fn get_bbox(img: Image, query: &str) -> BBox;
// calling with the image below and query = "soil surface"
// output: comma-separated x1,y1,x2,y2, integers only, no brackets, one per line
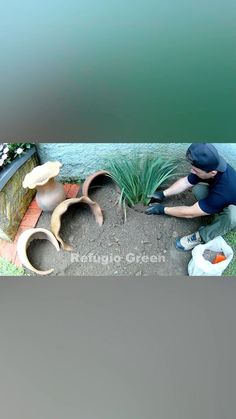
27,178,206,276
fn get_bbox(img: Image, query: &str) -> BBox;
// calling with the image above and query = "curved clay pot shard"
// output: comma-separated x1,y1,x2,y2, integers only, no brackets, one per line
82,170,111,197
23,161,66,212
17,228,60,276
51,196,103,251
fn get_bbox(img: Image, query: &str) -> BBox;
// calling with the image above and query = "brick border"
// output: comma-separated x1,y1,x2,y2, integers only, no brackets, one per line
0,184,80,267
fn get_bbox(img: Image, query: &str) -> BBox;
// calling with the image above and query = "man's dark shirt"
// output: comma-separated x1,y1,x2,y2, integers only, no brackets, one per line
187,164,236,214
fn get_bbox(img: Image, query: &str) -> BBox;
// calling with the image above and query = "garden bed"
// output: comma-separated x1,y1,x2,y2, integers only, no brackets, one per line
0,146,38,242
26,177,204,276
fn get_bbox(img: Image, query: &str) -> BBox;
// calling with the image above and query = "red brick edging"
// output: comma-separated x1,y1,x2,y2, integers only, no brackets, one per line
0,184,80,268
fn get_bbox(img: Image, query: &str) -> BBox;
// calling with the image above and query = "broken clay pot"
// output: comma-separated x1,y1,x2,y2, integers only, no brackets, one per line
82,170,111,197
51,196,103,251
17,228,60,275
23,161,66,212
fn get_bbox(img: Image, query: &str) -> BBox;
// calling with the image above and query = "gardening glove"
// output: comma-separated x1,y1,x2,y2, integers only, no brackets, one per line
148,191,165,202
145,203,165,215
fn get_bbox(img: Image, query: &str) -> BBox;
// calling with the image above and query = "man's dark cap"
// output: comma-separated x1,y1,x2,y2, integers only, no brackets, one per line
186,143,227,172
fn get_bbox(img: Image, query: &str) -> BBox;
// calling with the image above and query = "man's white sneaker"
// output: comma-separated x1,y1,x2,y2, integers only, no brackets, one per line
175,231,203,251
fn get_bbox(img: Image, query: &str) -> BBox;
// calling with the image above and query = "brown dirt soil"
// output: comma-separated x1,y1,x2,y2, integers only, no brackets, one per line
26,178,205,276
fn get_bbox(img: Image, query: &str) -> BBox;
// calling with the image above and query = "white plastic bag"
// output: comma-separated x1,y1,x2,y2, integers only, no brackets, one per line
188,236,233,276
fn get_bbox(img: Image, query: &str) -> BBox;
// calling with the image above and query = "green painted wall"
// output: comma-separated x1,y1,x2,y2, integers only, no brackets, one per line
1,1,236,140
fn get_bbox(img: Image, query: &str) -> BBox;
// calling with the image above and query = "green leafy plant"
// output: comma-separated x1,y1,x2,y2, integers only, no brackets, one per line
0,257,25,276
106,154,180,206
139,155,181,205
223,232,236,276
0,143,34,171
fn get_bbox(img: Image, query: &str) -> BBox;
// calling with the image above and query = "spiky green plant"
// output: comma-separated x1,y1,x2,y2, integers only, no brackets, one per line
106,154,180,206
139,155,181,205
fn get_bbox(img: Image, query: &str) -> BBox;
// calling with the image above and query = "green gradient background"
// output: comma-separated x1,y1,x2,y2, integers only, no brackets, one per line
0,1,235,140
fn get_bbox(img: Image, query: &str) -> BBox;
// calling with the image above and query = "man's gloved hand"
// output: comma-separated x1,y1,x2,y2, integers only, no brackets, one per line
145,203,165,215
148,191,165,202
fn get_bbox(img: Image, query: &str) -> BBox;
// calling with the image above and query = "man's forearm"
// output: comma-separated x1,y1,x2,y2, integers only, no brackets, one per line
164,176,192,197
164,206,196,218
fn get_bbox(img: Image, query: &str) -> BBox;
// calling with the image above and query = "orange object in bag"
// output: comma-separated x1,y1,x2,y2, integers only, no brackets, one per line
212,254,227,264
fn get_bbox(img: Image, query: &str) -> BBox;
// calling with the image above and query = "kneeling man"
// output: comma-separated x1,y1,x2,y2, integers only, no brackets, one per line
146,143,236,251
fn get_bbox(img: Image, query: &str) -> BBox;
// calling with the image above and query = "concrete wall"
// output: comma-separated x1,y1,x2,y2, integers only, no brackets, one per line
36,143,191,181
36,143,236,182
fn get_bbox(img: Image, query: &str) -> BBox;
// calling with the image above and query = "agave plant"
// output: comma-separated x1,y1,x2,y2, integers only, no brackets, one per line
139,155,180,205
106,154,181,207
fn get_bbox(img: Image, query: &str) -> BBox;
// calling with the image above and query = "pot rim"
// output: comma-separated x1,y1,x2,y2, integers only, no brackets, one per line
82,170,111,197
51,196,103,251
16,227,60,275
23,161,62,189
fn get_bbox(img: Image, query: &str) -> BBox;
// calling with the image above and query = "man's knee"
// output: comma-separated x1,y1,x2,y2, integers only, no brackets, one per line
192,183,209,201
225,205,236,229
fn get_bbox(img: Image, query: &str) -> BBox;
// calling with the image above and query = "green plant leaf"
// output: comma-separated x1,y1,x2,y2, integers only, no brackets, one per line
106,153,179,209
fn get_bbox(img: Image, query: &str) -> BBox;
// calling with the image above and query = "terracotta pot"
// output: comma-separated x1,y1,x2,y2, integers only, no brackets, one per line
51,196,103,251
82,170,111,197
17,228,60,275
23,161,66,212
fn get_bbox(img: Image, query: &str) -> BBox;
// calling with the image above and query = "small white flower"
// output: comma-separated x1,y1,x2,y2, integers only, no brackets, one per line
3,146,9,153
2,154,8,160
0,144,3,152
16,147,23,154
0,159,4,166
